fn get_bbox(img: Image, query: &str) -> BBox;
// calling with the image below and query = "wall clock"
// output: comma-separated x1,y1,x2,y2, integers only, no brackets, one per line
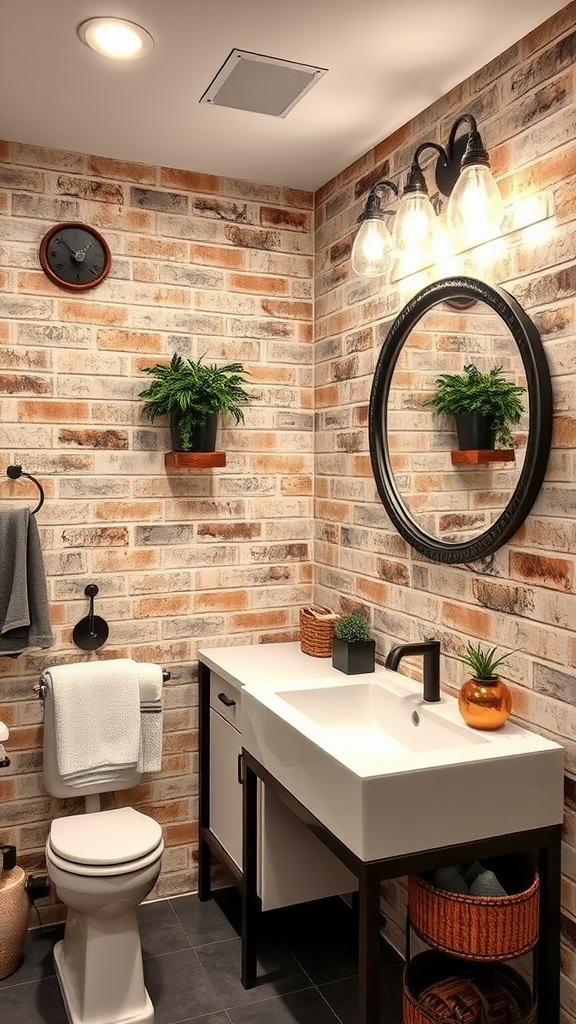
39,222,111,291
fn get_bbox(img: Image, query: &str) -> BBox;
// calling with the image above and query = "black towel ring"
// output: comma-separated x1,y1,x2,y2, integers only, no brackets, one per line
6,465,45,514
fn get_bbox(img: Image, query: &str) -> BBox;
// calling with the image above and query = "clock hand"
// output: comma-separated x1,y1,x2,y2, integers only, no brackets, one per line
58,237,79,257
73,240,96,261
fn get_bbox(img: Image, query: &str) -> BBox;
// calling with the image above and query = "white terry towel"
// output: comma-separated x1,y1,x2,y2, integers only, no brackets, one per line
43,659,141,787
136,662,163,773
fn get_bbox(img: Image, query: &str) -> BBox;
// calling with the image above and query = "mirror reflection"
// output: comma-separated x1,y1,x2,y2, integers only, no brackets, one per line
387,300,529,546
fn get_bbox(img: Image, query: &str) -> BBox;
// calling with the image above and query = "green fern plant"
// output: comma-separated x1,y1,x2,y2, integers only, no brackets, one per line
424,364,525,448
459,642,513,680
139,353,251,451
334,612,371,643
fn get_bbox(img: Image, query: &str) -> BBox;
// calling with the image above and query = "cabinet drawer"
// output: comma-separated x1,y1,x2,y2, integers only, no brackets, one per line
209,708,243,868
209,671,241,730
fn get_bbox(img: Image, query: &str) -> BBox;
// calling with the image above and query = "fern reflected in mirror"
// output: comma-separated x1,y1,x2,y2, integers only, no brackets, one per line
424,363,525,449
385,300,528,546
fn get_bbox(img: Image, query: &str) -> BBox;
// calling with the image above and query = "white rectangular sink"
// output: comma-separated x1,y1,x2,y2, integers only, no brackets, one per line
241,668,564,862
278,681,489,756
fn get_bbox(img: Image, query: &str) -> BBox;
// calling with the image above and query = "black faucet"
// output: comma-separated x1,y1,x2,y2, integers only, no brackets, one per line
384,640,441,703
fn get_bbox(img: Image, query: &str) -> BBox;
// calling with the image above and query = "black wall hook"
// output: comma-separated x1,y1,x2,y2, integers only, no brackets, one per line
73,584,109,651
6,465,45,514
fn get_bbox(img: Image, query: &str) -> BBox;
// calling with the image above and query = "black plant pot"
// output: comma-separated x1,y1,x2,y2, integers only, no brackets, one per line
455,412,495,451
332,637,375,675
170,412,218,452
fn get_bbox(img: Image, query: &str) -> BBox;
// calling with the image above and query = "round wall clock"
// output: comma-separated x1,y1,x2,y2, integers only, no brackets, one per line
39,222,111,291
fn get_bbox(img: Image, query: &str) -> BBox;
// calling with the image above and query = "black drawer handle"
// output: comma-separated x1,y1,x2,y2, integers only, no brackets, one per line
218,692,236,708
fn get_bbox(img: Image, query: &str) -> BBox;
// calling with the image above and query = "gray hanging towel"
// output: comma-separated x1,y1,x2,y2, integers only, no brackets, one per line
0,508,54,655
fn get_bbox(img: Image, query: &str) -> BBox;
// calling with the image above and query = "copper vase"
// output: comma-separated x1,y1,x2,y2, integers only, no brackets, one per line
458,675,512,730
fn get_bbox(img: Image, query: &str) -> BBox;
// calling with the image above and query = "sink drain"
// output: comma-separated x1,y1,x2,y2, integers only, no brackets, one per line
411,711,420,726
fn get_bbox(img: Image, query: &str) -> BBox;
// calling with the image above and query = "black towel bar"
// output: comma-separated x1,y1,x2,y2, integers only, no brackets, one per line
6,465,45,514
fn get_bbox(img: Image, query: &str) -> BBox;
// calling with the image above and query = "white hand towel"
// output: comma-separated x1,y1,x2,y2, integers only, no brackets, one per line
43,659,141,786
137,662,163,773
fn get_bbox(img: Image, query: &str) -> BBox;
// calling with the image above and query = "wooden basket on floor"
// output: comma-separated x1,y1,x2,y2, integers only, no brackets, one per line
408,856,539,961
403,951,535,1024
299,606,337,657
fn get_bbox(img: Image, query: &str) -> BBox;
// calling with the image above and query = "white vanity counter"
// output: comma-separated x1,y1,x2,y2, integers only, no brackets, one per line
198,640,357,688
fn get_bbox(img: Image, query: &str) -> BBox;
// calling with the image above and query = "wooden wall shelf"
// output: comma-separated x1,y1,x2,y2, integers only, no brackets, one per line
451,449,515,466
165,451,226,470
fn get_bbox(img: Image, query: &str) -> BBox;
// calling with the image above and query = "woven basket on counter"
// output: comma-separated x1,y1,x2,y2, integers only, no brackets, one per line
299,606,338,658
408,855,539,961
403,950,535,1024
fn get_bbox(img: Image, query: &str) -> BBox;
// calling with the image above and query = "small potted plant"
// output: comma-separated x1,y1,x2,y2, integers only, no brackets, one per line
332,611,375,675
139,353,251,452
424,363,525,450
457,641,513,730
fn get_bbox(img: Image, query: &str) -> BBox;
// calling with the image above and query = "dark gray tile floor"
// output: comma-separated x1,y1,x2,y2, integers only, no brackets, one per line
0,888,403,1024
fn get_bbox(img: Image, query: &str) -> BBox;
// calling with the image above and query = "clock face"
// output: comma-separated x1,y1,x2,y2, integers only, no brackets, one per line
39,222,111,291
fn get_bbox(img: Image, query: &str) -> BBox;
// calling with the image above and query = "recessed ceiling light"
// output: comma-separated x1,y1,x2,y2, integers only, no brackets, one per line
78,18,154,60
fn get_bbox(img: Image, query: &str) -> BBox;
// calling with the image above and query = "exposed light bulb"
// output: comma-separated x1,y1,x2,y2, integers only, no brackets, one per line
351,219,392,277
446,164,503,249
78,19,154,60
391,193,438,263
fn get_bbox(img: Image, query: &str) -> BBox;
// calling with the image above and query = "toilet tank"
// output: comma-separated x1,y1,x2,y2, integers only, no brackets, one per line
42,685,142,799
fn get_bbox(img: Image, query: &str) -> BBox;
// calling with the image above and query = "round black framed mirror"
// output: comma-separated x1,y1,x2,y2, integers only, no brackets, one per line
369,276,553,564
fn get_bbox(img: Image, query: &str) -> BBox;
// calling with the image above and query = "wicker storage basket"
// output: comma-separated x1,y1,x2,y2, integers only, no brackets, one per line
403,950,535,1024
0,865,28,980
408,856,539,961
299,606,337,658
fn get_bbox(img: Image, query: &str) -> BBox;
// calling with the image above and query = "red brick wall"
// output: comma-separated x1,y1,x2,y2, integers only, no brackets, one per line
314,4,576,1017
0,147,314,907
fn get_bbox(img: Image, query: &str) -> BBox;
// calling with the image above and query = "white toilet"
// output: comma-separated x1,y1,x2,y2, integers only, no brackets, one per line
41,671,164,1024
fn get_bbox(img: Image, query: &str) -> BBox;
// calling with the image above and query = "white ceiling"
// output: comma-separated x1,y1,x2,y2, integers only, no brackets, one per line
0,0,569,192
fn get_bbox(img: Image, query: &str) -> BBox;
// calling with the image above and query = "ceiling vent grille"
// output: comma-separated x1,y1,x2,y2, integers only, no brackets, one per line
200,49,327,118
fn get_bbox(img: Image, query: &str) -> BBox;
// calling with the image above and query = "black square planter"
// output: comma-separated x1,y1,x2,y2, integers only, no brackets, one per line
332,637,375,674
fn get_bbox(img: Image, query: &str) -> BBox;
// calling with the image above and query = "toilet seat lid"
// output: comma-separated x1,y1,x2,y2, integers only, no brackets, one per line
50,807,163,866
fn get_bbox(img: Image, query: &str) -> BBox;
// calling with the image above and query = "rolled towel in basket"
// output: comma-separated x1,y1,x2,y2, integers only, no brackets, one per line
301,606,338,621
469,869,507,897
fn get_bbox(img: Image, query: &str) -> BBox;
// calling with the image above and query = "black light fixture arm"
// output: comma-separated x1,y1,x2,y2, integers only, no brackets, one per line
358,178,398,222
447,112,490,168
404,141,447,194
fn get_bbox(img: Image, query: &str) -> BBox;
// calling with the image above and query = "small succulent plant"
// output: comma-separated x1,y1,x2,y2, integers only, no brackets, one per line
459,642,513,680
334,612,371,643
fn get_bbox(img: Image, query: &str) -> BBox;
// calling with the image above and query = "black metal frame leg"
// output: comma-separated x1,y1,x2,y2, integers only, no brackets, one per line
241,761,258,989
358,865,383,1024
198,837,212,901
198,660,212,901
536,831,561,1023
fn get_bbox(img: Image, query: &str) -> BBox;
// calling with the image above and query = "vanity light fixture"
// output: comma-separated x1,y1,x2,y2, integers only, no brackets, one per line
353,113,503,276
348,179,397,276
350,178,398,277
78,18,154,60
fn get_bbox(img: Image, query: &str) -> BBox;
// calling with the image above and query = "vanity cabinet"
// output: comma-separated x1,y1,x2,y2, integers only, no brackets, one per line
208,676,243,868
198,644,357,911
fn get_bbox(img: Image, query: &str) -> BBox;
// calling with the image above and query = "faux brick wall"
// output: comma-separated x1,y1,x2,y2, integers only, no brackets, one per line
0,149,314,907
314,3,576,1018
1,3,576,1018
